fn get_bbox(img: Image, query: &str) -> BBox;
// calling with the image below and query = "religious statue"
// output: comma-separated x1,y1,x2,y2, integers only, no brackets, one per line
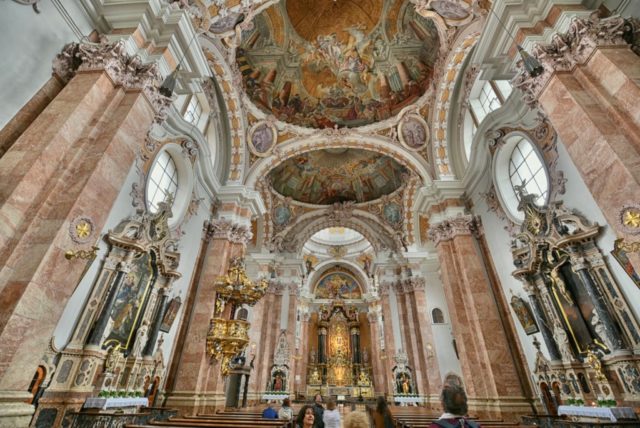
273,373,284,391
132,321,149,358
553,321,573,363
309,367,321,384
548,253,574,304
357,370,371,386
214,296,226,316
400,373,411,394
310,347,316,364
362,348,369,365
104,345,120,372
586,346,607,382
591,308,614,350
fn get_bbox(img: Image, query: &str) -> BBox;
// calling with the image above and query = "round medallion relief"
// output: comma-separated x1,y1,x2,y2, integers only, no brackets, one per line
431,1,471,20
398,114,430,151
273,204,292,227
383,202,403,225
248,121,277,157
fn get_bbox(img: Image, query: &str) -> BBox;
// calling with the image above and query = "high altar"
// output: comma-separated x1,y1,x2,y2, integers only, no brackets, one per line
305,299,374,398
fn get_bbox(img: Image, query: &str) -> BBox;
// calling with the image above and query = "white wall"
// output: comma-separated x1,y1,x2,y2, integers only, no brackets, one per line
0,2,94,128
468,131,640,374
421,267,463,382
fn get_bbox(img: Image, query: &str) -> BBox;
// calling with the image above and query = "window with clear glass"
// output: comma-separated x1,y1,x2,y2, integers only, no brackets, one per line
508,138,549,206
184,96,202,126
147,151,179,213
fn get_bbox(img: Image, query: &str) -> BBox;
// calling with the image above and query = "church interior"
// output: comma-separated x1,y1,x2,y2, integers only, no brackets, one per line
1,0,640,427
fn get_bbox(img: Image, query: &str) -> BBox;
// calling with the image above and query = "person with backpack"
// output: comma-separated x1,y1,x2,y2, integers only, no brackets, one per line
430,385,480,428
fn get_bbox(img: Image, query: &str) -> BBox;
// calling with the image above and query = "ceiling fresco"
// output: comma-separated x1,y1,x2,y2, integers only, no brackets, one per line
268,148,408,205
237,0,440,128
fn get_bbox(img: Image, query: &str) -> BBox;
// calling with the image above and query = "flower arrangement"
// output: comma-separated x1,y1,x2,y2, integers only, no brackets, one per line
565,398,584,406
597,399,617,407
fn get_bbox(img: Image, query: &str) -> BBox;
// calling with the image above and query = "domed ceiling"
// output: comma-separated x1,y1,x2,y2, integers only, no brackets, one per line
268,148,408,205
237,0,440,128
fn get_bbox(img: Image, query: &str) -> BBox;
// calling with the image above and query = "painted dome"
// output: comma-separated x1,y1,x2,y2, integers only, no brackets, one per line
268,148,408,205
236,0,440,128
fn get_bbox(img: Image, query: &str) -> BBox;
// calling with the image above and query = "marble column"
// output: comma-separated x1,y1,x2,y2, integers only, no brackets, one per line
379,283,397,394
163,218,252,415
350,326,361,365
0,40,168,425
567,249,625,351
515,15,640,245
524,279,561,361
396,280,425,395
407,278,442,402
143,286,170,357
366,306,386,395
428,214,532,420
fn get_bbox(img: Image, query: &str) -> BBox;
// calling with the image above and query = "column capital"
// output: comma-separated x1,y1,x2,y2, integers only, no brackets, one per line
52,40,172,122
427,214,482,246
205,218,253,244
513,14,640,108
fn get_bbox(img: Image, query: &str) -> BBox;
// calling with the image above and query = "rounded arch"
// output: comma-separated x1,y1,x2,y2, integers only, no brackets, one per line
244,135,431,189
199,36,249,183
275,209,399,254
307,261,369,296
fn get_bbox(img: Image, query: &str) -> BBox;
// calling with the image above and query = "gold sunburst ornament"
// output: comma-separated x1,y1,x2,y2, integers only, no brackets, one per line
75,221,91,238
623,209,640,229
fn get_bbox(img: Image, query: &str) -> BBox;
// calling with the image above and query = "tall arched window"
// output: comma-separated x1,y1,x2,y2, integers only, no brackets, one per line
146,151,179,213
432,308,445,324
494,135,550,222
508,137,549,207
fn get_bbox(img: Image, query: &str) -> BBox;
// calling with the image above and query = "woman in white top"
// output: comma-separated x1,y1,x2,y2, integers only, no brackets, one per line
322,399,341,428
278,398,293,421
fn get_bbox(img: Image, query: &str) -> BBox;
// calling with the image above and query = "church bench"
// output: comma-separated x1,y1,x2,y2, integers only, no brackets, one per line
166,417,288,426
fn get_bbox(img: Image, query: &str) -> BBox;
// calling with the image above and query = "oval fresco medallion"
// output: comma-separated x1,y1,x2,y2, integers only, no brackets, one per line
398,114,429,151
248,121,277,157
273,204,293,227
383,202,403,225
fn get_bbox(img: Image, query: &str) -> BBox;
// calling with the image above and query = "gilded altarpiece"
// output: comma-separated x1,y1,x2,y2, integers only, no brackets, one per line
306,301,374,398
511,192,640,407
34,203,181,425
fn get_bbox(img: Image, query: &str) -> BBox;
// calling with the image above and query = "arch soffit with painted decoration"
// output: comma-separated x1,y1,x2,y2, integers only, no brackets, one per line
309,264,367,297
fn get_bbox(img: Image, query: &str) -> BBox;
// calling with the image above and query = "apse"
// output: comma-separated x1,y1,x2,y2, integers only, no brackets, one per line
236,0,440,128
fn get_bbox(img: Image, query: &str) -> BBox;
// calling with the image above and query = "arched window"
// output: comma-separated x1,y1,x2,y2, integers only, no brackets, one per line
236,308,249,321
494,135,550,222
146,151,179,213
432,308,445,324
508,137,549,207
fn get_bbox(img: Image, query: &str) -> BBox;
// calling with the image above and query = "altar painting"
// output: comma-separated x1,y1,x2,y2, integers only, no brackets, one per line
103,252,157,351
315,272,361,299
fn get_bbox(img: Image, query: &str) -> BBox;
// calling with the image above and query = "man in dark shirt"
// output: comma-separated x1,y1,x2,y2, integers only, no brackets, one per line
312,393,325,428
430,385,480,428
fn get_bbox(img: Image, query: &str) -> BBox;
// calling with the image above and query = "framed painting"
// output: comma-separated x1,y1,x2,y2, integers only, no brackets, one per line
510,295,539,335
159,296,182,333
611,239,640,288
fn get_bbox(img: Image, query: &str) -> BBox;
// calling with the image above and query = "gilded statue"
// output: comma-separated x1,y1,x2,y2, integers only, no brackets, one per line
586,347,607,382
